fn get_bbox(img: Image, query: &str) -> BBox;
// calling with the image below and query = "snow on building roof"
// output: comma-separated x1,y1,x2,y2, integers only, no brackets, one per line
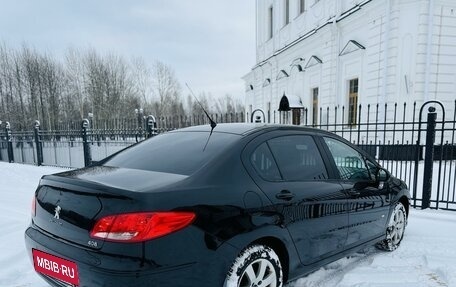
278,94,304,111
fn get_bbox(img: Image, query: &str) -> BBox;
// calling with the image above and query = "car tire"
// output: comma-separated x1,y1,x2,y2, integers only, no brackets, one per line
376,202,407,251
224,244,283,287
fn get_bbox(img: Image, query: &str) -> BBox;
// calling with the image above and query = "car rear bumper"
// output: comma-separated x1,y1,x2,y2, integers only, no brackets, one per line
25,225,234,287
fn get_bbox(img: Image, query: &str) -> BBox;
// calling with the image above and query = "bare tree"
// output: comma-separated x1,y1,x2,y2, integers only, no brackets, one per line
65,48,87,119
190,92,210,115
41,55,63,129
0,43,245,129
150,61,181,117
216,94,244,114
130,57,152,106
13,50,27,128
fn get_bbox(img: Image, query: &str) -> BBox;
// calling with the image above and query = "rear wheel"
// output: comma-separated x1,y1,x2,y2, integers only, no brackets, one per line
376,202,407,251
224,244,283,287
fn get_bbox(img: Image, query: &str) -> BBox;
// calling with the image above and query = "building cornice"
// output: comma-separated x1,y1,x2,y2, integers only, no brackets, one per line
251,0,373,71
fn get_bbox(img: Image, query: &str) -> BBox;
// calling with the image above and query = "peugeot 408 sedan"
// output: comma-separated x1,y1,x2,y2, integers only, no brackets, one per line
25,124,410,287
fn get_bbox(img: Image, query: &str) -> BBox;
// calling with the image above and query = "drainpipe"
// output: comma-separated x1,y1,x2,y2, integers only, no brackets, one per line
424,0,434,102
254,0,258,117
381,0,392,108
255,0,258,59
333,1,342,117
270,60,275,122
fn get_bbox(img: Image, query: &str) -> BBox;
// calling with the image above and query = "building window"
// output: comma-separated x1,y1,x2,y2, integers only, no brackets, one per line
312,87,319,126
348,78,359,125
284,0,290,26
292,109,301,125
267,102,271,123
299,0,305,14
268,6,274,39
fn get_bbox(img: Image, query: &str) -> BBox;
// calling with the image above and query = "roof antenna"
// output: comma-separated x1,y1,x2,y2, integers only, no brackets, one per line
185,83,217,151
186,83,217,130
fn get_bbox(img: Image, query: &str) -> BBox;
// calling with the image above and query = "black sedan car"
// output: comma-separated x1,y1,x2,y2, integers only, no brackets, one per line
25,123,410,287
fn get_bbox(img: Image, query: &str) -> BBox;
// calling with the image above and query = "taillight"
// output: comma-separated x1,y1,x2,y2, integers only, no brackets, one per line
31,196,36,217
90,212,196,243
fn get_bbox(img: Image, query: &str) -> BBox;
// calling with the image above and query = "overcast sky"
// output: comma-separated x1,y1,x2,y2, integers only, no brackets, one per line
0,0,255,99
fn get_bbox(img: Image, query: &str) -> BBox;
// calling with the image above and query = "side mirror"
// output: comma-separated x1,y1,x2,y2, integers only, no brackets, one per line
376,168,390,188
377,168,390,181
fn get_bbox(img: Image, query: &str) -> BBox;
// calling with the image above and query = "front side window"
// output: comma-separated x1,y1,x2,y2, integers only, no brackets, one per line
323,137,371,181
365,159,379,181
268,135,328,181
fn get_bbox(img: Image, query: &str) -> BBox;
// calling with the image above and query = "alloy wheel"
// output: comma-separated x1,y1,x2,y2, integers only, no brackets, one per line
389,205,406,245
239,258,277,287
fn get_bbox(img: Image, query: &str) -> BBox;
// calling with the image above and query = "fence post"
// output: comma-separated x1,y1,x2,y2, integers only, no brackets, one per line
0,120,2,162
146,115,157,138
34,120,43,166
422,106,437,209
81,119,92,167
5,122,14,163
251,109,266,123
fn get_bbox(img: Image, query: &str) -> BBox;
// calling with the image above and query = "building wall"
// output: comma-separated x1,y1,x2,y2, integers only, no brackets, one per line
244,0,456,124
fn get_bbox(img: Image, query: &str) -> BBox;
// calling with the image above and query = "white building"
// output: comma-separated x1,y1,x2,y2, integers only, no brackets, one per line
243,0,456,125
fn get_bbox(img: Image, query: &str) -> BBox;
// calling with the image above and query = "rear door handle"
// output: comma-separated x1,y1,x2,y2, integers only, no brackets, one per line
346,189,360,197
275,190,295,201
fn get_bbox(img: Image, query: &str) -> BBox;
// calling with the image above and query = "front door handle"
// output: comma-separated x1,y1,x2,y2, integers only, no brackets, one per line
276,190,295,201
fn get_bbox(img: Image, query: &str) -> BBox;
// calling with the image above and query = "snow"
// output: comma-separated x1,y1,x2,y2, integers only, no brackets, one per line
0,162,455,287
287,209,456,287
0,163,64,287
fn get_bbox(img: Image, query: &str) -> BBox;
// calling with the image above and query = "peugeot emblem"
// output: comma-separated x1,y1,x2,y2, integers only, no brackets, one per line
54,205,61,219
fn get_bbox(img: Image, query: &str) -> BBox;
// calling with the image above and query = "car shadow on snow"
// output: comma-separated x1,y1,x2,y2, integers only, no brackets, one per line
286,247,379,287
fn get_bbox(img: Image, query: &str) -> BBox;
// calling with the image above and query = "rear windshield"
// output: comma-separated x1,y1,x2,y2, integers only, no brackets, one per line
102,131,240,175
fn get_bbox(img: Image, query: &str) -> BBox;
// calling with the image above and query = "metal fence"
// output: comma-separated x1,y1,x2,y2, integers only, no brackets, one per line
1,102,455,211
255,100,454,211
0,112,245,168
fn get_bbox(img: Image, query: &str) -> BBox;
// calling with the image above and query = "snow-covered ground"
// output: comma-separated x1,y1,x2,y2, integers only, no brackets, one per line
0,163,64,287
0,162,455,287
288,210,456,287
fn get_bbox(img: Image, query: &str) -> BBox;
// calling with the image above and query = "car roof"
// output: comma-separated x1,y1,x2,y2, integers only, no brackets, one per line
172,123,335,136
171,123,379,166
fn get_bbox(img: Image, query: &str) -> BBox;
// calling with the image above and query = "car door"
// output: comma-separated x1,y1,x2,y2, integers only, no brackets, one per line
321,136,390,247
244,131,349,266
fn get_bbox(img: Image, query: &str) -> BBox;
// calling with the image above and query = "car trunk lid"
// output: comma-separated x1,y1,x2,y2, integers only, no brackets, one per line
33,166,188,250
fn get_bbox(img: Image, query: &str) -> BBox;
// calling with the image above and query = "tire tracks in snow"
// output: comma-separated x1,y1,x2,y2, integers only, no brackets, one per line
286,248,379,287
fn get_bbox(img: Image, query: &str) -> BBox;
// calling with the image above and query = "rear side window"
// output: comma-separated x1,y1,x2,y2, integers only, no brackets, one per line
103,131,239,175
268,135,328,181
250,143,282,181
